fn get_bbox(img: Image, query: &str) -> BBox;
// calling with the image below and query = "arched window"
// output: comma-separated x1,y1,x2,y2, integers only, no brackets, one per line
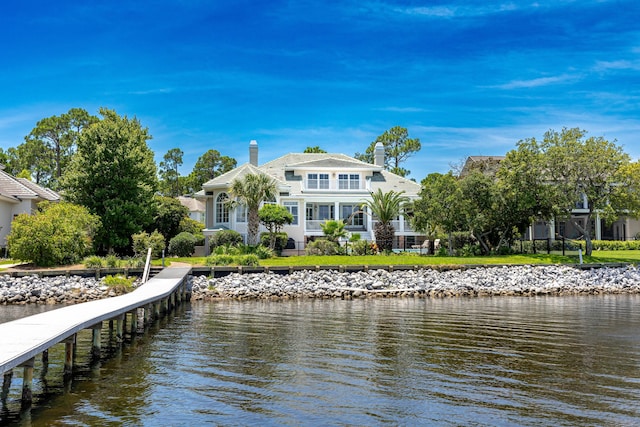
216,193,229,224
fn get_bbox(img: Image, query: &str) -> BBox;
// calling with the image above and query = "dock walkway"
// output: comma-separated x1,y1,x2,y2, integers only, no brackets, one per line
0,267,191,403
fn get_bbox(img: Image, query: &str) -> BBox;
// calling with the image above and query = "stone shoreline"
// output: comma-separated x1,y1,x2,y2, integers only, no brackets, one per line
2,265,640,305
194,265,640,300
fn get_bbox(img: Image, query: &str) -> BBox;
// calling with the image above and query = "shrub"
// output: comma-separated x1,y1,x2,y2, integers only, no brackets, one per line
205,254,235,266
105,254,120,268
7,202,101,267
306,240,340,256
260,232,288,252
103,274,135,294
123,257,145,268
252,245,274,259
210,230,243,248
132,230,165,258
169,232,197,257
349,239,370,255
179,217,205,246
84,255,105,269
204,254,259,266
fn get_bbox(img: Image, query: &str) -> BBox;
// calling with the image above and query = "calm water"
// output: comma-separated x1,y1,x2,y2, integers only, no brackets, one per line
2,295,640,426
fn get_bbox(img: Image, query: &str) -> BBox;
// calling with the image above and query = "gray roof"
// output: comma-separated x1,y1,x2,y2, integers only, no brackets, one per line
177,196,205,212
0,169,60,202
200,152,421,198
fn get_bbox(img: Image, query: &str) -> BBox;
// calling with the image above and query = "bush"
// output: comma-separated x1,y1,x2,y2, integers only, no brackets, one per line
349,239,370,255
132,230,165,258
179,217,205,245
260,232,288,252
103,274,135,294
169,232,197,257
306,240,340,256
105,254,120,268
7,202,101,267
210,230,243,248
84,256,105,269
123,257,145,268
204,254,260,266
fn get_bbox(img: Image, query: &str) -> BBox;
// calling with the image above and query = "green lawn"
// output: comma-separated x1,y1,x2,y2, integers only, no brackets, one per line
163,250,640,268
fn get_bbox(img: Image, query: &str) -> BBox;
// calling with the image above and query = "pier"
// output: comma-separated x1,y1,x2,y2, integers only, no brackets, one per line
0,267,191,405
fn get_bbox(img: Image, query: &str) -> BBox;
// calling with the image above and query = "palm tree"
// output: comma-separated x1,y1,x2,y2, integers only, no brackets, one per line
360,189,410,251
229,173,277,245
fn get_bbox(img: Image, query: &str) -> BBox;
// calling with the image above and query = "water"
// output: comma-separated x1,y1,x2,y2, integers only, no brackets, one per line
2,296,640,426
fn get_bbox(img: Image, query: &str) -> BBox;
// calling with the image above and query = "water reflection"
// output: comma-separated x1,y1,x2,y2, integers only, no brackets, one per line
1,296,640,426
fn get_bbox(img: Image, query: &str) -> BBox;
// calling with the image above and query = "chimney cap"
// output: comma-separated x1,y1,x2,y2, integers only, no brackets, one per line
250,139,258,145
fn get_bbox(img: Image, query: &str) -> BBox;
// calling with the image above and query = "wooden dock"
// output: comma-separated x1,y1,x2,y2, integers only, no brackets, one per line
0,267,191,404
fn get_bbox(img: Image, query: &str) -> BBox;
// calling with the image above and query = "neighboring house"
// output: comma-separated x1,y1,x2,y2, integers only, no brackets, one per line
460,156,640,241
0,167,61,251
177,196,205,223
195,140,425,252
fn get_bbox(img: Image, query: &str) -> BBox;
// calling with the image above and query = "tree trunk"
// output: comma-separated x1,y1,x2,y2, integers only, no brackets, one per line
247,209,259,246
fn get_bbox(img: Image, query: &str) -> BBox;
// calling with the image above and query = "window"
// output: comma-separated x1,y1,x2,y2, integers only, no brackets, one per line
341,204,363,226
307,173,329,189
339,174,360,190
284,201,299,225
235,203,247,223
308,173,318,189
216,193,229,223
318,204,334,220
319,173,329,189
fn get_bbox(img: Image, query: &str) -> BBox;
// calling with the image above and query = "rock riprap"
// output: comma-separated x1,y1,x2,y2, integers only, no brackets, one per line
3,265,640,305
0,275,127,305
190,265,640,300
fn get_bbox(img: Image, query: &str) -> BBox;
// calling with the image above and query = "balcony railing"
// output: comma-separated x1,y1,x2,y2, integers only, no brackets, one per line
306,219,367,231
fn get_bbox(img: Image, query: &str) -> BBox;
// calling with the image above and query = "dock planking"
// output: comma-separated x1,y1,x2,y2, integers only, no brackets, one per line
0,267,191,390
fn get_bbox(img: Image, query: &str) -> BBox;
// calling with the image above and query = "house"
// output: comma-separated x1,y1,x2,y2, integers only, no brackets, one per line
177,196,205,223
195,140,425,252
0,167,60,251
460,156,640,241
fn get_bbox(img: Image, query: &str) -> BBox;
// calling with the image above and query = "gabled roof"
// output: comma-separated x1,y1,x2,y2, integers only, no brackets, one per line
201,163,266,189
198,151,421,198
177,196,205,212
0,169,60,203
460,156,505,177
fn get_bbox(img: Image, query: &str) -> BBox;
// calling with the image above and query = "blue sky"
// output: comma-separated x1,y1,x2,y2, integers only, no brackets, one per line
1,0,639,180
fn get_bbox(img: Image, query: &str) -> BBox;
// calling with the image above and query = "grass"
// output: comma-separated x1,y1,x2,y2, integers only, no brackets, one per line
162,250,640,268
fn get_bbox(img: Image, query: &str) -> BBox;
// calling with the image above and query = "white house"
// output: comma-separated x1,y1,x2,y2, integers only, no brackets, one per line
177,196,205,223
0,168,60,252
195,141,425,252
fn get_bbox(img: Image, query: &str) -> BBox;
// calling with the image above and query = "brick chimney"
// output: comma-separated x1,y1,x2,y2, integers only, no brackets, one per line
249,140,258,166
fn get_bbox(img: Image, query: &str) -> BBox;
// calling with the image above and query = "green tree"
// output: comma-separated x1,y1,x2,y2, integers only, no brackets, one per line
258,204,293,250
24,108,98,188
355,126,421,177
7,202,101,266
303,146,327,153
159,148,184,197
229,174,277,245
515,128,638,255
132,230,165,258
458,171,500,254
360,189,410,251
15,137,54,185
186,149,237,193
413,172,465,255
62,108,158,254
149,195,189,245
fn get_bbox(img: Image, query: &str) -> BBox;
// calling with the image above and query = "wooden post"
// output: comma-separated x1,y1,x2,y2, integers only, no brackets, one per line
91,323,102,358
154,302,160,318
130,310,138,335
64,335,76,376
1,370,12,404
116,315,124,341
42,349,49,365
20,358,35,405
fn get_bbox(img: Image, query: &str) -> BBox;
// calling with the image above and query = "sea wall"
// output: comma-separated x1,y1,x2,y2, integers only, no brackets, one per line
2,265,640,305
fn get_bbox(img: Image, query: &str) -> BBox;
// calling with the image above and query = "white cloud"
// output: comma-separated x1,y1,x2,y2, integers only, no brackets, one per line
493,74,579,89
